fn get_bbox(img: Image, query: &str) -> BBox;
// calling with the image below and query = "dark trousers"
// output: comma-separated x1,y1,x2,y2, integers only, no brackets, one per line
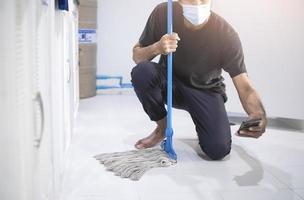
131,61,231,160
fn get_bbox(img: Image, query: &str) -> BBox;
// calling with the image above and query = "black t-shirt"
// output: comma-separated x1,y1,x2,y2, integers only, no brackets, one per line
139,2,247,102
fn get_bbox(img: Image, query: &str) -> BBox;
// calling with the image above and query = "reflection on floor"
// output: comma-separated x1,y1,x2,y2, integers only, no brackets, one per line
61,94,304,200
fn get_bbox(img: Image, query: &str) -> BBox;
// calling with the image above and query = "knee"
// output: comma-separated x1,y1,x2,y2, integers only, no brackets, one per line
201,142,231,160
131,61,158,90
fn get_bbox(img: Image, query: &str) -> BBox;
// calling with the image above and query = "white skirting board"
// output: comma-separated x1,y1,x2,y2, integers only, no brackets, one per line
228,112,304,132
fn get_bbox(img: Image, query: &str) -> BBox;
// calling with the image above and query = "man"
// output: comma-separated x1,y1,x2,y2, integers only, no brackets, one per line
131,0,267,160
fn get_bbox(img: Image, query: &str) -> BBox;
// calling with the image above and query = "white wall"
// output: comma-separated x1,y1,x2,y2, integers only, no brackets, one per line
212,0,304,119
97,0,304,120
97,0,164,81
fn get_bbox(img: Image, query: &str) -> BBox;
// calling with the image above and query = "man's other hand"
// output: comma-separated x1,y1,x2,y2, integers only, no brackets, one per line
237,115,267,138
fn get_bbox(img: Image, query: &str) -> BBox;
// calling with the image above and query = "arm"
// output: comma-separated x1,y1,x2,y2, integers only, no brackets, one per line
132,33,180,64
132,42,161,64
232,73,267,138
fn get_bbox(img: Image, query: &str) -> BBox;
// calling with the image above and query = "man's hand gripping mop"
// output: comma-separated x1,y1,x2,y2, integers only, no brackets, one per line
94,0,177,181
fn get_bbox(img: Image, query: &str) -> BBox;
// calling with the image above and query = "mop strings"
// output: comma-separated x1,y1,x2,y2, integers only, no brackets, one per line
94,148,176,180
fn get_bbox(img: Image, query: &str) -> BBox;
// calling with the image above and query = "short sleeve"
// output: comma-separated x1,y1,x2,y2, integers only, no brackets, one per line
139,6,160,47
221,32,247,78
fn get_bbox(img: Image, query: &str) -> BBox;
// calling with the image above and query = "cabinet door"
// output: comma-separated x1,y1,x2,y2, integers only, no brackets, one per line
30,0,54,199
69,11,80,122
62,14,73,153
51,6,79,198
0,1,34,199
72,12,80,119
50,10,66,200
0,0,55,199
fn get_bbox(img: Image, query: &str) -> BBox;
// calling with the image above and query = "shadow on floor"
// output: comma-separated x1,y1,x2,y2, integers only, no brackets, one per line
173,138,292,188
179,138,265,186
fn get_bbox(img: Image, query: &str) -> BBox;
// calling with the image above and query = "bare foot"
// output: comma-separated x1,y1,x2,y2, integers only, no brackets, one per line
135,117,167,149
135,127,166,149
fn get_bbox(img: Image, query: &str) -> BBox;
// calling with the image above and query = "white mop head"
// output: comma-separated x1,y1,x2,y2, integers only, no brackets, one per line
94,148,176,181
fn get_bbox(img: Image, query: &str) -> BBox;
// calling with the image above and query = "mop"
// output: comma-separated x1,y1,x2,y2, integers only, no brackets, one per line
94,0,177,181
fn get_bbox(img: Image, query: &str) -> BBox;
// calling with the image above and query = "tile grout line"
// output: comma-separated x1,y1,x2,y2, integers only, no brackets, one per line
263,165,304,199
290,189,304,200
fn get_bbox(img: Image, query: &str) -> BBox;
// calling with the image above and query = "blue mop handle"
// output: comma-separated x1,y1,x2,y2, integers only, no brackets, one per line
167,0,173,135
163,0,176,161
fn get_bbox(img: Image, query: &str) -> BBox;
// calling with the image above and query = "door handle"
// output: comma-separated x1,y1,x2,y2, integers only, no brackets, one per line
67,59,72,83
32,92,45,148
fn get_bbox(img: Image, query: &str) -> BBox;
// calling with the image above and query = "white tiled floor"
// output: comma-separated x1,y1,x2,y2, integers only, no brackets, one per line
61,94,304,200
295,189,304,199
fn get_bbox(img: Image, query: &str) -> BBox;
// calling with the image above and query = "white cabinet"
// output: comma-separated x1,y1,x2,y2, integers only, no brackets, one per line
51,6,80,198
31,1,54,200
0,0,79,200
0,1,34,199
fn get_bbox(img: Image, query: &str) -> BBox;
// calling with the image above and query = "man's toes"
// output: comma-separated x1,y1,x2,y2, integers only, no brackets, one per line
135,144,143,149
135,140,145,149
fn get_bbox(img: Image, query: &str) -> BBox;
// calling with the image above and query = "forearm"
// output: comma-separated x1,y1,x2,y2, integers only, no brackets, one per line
132,42,161,64
233,74,267,136
239,88,266,118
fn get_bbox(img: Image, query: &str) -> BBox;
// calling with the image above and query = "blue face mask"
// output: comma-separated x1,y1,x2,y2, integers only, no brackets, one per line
181,3,211,26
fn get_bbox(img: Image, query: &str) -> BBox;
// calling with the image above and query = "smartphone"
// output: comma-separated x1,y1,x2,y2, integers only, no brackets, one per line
238,118,262,132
